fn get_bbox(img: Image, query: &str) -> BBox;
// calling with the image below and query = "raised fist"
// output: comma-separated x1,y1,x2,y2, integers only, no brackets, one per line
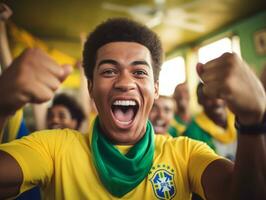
0,3,12,21
0,48,72,116
197,52,266,125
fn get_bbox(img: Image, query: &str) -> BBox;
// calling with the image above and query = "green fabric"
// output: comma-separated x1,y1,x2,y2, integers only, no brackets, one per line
184,118,216,151
91,117,155,197
174,115,187,125
168,115,189,137
168,126,179,137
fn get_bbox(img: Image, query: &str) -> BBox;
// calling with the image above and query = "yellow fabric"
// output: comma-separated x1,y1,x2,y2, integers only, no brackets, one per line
88,112,97,131
115,145,133,155
170,119,186,135
7,22,79,89
61,68,81,89
8,22,76,66
6,109,23,142
0,126,221,200
0,110,23,143
155,132,173,138
8,22,48,57
195,111,237,144
48,49,76,66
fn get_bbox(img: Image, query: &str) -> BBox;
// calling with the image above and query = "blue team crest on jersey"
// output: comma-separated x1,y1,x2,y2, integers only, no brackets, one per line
149,166,176,200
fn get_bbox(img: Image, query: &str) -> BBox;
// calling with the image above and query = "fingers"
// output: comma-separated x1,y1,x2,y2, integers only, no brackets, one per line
27,82,55,104
196,53,234,99
196,52,266,124
201,81,227,99
8,48,73,106
0,46,74,117
60,64,73,82
196,63,204,76
0,3,12,21
34,64,73,92
20,48,73,82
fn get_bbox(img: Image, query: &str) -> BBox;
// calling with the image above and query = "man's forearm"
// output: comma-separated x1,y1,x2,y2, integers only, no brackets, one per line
0,21,12,69
233,134,266,199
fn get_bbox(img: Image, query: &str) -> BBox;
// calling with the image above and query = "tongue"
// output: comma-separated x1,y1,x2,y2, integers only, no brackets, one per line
113,107,134,122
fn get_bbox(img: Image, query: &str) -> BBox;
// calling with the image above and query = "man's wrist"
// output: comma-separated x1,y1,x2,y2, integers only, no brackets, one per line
235,112,266,134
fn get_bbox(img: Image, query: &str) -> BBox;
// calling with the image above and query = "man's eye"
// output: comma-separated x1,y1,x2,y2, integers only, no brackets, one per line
59,115,67,120
134,70,147,76
164,108,171,113
102,69,116,76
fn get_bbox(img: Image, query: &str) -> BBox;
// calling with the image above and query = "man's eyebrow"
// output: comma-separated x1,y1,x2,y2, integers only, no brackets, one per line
131,60,151,68
97,59,117,68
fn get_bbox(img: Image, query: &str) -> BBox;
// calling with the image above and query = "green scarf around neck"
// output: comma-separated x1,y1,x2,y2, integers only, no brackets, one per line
91,117,155,197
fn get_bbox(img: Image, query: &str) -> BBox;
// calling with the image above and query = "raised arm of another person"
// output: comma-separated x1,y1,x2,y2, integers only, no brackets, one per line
0,3,13,69
197,53,266,200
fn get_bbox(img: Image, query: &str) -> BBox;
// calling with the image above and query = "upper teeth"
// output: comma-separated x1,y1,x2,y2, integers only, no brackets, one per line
113,100,136,106
155,120,165,126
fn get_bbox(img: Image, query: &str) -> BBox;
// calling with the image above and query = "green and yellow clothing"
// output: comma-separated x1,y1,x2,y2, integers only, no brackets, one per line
0,120,221,200
184,111,237,160
168,115,188,137
1,109,29,143
154,132,173,138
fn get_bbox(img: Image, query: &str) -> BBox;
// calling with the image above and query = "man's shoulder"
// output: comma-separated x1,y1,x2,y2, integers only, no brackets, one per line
155,135,205,150
26,128,85,142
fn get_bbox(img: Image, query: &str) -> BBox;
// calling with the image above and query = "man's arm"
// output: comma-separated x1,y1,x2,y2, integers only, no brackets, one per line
198,53,266,200
0,3,12,69
0,48,72,198
0,150,23,199
0,3,14,138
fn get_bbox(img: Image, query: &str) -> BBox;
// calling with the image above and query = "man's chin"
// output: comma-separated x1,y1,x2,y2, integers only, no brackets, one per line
154,126,167,134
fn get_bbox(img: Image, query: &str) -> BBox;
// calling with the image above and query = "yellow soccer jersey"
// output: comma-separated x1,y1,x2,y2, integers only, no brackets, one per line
0,129,221,200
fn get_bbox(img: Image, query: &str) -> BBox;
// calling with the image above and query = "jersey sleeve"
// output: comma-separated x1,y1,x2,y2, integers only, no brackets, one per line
0,129,70,194
186,138,223,199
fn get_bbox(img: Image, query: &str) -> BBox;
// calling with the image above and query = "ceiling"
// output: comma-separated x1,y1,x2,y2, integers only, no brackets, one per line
4,0,266,59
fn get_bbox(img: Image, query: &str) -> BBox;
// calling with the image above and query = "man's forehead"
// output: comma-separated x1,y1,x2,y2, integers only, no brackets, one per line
95,41,152,63
97,41,151,53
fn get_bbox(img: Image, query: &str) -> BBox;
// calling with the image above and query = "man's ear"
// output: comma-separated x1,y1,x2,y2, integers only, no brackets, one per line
87,80,93,97
154,80,159,99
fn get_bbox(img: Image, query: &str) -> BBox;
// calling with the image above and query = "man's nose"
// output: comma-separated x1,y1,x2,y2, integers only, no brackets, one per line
50,115,60,123
114,71,136,91
213,98,225,106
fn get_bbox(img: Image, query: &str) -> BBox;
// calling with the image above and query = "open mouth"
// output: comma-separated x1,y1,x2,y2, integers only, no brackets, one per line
153,119,167,133
111,100,139,126
49,124,63,129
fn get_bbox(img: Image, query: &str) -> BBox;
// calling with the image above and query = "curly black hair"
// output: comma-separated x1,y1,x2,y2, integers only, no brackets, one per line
51,94,85,129
82,18,163,82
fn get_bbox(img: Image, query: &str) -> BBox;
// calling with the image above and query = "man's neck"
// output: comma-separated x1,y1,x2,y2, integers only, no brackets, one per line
206,112,227,129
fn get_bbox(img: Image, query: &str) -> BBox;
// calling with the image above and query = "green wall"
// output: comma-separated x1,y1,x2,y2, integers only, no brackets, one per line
169,11,266,113
234,11,266,72
170,10,266,73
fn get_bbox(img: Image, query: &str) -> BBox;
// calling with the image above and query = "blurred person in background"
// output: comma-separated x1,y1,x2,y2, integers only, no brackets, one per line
168,82,192,137
149,95,175,136
184,82,237,160
46,93,86,131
